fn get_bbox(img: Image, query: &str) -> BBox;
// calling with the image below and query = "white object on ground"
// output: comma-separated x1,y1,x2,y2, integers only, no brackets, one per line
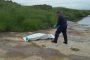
23,33,55,42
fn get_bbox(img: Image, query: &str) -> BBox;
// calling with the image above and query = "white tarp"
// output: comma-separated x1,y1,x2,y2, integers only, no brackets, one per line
23,33,55,42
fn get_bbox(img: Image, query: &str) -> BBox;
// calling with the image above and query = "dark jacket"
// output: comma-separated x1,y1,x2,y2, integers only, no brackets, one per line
56,15,67,29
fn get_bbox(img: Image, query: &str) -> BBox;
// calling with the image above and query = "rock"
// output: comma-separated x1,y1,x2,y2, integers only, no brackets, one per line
70,47,80,51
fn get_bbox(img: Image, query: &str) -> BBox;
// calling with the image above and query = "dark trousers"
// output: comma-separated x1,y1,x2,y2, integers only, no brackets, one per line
54,27,67,43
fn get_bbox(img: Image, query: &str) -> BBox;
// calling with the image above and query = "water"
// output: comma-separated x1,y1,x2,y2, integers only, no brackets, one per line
78,15,90,27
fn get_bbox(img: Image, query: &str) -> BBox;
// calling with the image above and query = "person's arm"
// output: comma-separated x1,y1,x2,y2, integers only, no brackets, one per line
56,19,60,27
56,16,62,28
54,19,60,28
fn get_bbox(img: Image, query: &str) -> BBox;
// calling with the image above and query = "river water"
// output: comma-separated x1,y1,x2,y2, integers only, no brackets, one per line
78,15,90,27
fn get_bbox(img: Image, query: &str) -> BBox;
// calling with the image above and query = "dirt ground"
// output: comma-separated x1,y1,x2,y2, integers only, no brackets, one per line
0,22,90,60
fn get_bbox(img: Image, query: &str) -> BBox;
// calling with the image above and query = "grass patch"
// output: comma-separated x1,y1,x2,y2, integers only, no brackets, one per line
0,0,90,31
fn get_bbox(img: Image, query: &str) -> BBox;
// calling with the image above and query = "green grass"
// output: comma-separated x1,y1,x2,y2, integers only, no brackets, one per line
0,0,90,31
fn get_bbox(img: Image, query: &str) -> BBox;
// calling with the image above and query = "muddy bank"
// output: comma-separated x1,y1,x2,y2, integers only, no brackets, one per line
0,21,90,60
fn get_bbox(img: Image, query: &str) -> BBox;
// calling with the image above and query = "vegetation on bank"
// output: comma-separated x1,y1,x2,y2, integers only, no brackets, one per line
0,0,90,31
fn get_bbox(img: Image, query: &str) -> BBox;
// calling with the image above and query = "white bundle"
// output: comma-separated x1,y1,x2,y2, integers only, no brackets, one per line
23,33,55,42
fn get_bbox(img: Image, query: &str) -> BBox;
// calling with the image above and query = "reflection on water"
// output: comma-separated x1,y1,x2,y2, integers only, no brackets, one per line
78,15,90,27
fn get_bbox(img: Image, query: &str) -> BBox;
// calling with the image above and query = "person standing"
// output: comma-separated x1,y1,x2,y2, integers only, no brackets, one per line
52,11,68,44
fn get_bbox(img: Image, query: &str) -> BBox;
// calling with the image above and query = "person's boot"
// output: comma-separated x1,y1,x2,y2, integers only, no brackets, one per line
63,42,68,44
51,40,57,43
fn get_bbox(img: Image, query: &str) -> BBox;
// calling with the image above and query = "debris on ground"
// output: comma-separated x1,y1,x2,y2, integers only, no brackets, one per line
70,47,80,51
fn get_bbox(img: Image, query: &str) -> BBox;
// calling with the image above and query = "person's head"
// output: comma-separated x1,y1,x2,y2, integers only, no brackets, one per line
56,11,62,17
